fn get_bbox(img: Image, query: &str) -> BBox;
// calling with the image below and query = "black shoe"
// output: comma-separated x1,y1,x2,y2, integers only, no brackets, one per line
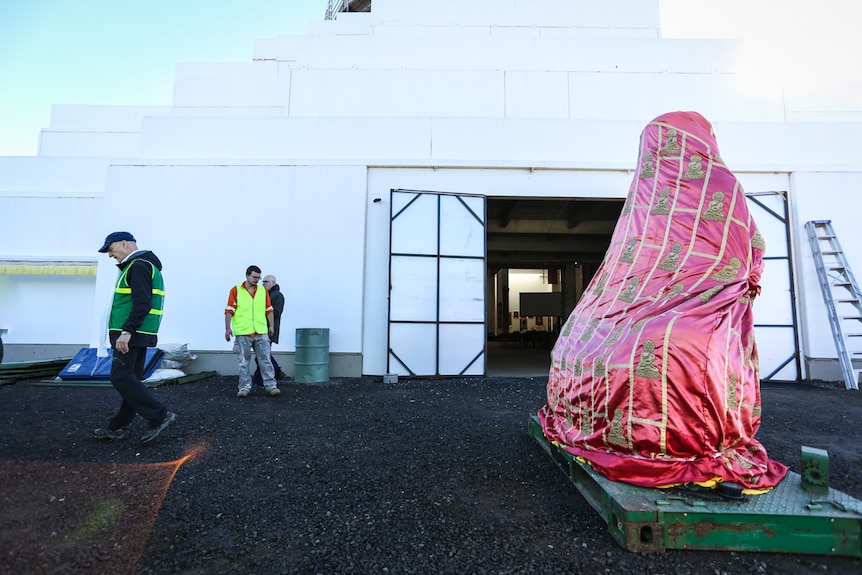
140,411,176,444
93,427,129,440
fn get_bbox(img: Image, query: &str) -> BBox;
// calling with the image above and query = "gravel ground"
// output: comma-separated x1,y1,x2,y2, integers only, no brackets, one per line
1,374,861,575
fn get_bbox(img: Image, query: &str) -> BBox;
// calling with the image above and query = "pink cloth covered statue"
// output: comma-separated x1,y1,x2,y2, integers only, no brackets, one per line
538,111,787,490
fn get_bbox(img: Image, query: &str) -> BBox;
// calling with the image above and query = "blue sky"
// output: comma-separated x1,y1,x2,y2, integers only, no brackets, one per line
0,0,857,156
0,0,329,155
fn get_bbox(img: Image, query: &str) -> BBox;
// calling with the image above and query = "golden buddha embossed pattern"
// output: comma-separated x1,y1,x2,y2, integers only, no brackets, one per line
539,111,788,491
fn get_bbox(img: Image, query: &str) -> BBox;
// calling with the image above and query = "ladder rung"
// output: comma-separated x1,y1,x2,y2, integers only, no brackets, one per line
807,220,861,388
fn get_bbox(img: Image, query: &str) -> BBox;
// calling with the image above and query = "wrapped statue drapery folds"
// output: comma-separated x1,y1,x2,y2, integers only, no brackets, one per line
538,111,788,492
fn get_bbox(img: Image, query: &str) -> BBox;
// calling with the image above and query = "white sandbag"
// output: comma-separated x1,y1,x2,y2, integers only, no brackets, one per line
158,343,197,367
144,368,186,382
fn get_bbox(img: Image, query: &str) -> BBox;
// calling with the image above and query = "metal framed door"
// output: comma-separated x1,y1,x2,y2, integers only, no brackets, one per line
745,191,801,383
388,189,486,376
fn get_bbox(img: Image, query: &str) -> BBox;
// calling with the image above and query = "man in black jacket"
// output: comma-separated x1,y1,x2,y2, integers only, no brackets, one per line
254,274,285,384
93,231,176,443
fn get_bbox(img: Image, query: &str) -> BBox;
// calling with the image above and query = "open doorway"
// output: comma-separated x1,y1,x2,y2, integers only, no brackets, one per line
487,268,564,377
485,197,623,376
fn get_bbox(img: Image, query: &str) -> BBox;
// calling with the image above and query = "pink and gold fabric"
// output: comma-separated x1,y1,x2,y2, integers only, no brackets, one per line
538,111,788,490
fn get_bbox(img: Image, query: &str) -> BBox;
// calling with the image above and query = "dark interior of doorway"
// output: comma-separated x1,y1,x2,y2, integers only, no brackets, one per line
486,197,623,377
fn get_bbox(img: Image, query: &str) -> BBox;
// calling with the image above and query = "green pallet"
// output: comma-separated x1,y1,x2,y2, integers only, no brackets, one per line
0,357,73,385
29,370,218,388
529,415,862,557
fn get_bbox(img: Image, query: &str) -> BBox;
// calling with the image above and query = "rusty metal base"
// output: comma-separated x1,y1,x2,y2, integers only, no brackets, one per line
529,415,862,557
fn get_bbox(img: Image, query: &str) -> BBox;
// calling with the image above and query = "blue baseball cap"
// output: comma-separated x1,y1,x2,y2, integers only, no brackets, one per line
98,231,135,252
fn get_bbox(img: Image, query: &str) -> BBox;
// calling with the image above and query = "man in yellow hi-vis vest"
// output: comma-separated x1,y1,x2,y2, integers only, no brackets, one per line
93,231,176,443
225,265,281,398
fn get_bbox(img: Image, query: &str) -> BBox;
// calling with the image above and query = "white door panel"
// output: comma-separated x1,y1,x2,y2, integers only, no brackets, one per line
388,323,438,375
439,258,485,322
746,191,800,382
439,323,485,376
391,192,439,255
389,189,486,376
440,195,485,257
389,256,439,321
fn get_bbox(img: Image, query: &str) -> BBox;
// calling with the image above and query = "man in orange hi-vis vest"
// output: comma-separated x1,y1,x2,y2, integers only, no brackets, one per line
224,265,281,398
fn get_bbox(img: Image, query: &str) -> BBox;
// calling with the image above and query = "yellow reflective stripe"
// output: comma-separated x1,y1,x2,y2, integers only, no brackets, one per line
116,287,163,295
0,262,96,276
149,309,163,316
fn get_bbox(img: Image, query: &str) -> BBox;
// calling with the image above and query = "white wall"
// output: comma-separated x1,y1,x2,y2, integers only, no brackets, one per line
38,105,171,158
0,162,369,373
90,164,367,358
173,62,289,108
0,196,106,259
0,192,105,351
39,132,143,158
0,274,95,350
371,0,661,30
789,172,862,363
0,156,109,197
138,116,434,161
285,35,729,73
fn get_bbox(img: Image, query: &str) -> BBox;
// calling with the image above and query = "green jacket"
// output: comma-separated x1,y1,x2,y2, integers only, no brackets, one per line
109,254,165,336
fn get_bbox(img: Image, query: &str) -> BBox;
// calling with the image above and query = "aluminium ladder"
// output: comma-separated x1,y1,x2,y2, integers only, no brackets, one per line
805,220,862,389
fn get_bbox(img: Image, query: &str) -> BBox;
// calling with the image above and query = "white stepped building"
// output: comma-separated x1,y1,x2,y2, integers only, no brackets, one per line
1,0,860,382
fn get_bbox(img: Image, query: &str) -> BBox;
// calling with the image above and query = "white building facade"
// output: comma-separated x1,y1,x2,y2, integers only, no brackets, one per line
1,0,860,382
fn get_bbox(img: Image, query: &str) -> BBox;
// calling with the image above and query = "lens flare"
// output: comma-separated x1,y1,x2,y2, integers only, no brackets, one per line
0,443,206,575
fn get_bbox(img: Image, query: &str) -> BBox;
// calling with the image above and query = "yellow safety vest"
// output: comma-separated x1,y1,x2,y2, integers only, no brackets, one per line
231,283,268,335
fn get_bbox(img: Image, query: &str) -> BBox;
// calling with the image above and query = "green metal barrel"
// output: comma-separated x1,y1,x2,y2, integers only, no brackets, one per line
295,328,330,383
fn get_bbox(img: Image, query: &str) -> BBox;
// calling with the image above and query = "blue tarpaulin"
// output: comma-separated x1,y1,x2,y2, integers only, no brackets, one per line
59,348,164,380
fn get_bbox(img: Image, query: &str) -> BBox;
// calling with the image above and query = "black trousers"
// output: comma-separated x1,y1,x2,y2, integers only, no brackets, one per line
108,345,167,429
253,354,282,386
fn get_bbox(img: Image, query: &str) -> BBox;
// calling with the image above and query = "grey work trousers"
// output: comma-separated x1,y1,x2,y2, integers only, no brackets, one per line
234,334,276,392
